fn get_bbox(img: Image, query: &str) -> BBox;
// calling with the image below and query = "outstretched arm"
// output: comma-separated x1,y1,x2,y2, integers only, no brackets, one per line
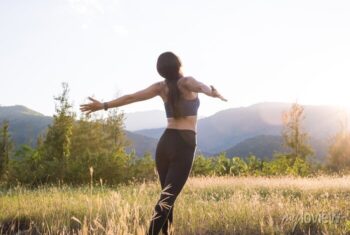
80,82,163,115
182,76,228,102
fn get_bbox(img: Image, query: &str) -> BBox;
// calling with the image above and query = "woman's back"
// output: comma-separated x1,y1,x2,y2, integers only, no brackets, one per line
159,76,199,132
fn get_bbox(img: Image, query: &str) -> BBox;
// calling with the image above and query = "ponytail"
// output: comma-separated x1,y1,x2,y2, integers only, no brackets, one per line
156,52,183,119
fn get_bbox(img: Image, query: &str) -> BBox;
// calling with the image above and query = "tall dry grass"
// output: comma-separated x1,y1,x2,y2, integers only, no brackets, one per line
1,175,350,234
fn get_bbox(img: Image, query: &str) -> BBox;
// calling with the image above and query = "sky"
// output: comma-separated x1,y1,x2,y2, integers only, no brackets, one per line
1,0,350,117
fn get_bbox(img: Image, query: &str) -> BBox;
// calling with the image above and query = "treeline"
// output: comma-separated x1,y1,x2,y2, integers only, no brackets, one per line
0,83,155,186
191,154,313,177
0,83,350,187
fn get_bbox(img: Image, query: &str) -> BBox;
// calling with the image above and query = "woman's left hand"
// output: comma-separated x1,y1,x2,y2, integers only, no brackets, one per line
210,85,228,102
80,97,104,115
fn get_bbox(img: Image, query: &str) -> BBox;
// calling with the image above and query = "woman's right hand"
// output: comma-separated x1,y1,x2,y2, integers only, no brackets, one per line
80,97,104,115
210,85,228,102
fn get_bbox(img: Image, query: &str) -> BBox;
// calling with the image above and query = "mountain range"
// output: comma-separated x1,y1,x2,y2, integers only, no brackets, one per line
0,103,345,162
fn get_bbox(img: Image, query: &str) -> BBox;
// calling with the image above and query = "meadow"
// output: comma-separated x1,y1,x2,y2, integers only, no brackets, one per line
1,175,350,235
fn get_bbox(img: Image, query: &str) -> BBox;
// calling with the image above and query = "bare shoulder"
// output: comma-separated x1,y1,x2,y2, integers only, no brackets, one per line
179,76,199,89
179,76,195,85
153,81,166,90
156,80,167,95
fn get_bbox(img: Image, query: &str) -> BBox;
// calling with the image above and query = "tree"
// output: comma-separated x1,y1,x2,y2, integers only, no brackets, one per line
326,112,350,172
129,152,156,182
8,144,43,185
41,82,75,182
281,103,314,164
67,109,130,185
229,157,248,176
0,120,13,179
246,155,263,175
212,153,231,176
191,155,213,176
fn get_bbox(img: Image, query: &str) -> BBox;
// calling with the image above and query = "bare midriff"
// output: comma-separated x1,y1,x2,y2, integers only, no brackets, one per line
166,115,197,133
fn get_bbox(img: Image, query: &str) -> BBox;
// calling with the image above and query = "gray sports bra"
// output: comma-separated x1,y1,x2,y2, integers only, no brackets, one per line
164,96,200,118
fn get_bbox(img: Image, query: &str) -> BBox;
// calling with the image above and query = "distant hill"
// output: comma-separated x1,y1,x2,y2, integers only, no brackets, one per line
136,102,343,160
0,103,343,161
124,131,158,157
221,135,286,160
124,110,166,131
134,128,164,139
0,105,52,147
220,135,329,162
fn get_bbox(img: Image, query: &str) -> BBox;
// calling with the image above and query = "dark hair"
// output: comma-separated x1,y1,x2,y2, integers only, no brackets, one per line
157,51,183,119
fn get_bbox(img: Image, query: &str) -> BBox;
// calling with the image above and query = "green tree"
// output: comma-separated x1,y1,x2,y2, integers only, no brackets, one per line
246,155,263,175
229,157,248,176
67,109,131,185
8,144,43,185
282,103,314,164
290,156,311,176
129,152,156,182
191,155,213,176
0,120,13,179
262,155,291,176
212,153,231,176
41,82,75,182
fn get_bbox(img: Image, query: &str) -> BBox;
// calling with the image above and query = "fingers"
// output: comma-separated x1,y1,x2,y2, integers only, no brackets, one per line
88,96,99,102
80,107,89,112
216,92,227,102
79,96,100,115
221,96,228,101
79,103,90,110
211,87,227,102
79,104,89,109
81,108,94,115
79,103,93,114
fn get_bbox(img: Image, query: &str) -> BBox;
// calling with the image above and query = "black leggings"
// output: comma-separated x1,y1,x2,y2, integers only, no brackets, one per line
147,128,197,235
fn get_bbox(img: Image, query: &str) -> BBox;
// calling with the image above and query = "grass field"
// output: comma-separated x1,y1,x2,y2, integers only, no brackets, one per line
1,175,350,235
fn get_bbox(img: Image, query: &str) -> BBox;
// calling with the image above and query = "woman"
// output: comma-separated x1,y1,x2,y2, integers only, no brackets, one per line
80,51,227,235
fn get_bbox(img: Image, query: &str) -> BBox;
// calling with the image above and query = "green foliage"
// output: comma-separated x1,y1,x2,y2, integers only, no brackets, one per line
129,152,156,182
212,152,231,176
246,155,263,175
41,82,74,182
3,83,157,186
0,120,13,180
289,156,311,176
191,154,212,176
7,145,45,185
229,157,248,176
262,154,292,175
190,153,312,177
65,109,130,185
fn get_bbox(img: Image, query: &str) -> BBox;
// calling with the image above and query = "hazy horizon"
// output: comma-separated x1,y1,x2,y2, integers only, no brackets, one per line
1,100,349,118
